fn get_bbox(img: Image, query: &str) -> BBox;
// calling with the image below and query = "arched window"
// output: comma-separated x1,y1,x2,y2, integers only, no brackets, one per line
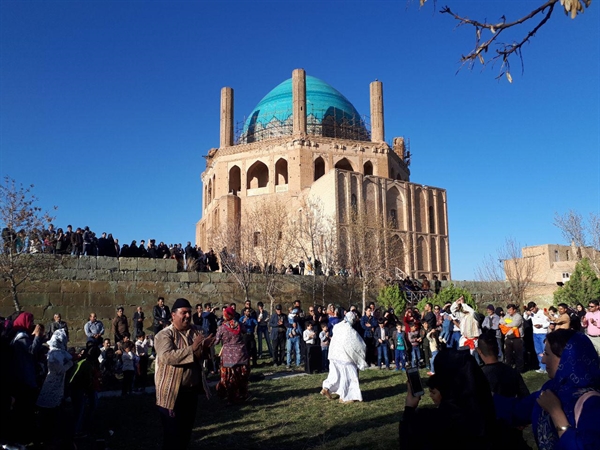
335,158,354,172
246,161,269,189
275,158,288,185
314,157,325,181
364,161,373,176
386,186,403,230
229,166,241,194
390,209,397,228
207,179,212,205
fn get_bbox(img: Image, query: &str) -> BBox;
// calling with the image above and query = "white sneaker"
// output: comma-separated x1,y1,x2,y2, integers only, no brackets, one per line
535,369,546,374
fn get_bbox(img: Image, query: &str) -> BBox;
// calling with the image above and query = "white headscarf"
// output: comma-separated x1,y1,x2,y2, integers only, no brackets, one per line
329,317,367,370
47,328,71,365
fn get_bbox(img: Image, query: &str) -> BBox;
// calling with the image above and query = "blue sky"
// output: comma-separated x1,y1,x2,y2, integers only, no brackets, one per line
1,1,598,280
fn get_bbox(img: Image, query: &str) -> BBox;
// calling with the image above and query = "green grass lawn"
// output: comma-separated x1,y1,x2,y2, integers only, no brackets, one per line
93,364,548,449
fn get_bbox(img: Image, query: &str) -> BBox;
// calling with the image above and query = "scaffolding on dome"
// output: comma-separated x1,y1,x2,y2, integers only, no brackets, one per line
235,106,371,144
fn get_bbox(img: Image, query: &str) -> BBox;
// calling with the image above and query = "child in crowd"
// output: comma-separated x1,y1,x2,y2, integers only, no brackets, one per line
407,322,422,369
425,324,440,376
427,374,442,406
392,323,407,371
319,323,330,372
135,331,151,391
303,321,316,345
440,304,452,344
120,341,136,396
375,318,390,369
100,347,119,390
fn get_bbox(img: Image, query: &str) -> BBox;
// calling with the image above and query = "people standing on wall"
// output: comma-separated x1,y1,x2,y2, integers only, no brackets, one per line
112,307,130,344
153,296,171,335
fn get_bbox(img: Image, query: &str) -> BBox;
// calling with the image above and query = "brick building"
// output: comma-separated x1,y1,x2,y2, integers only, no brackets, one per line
196,69,450,280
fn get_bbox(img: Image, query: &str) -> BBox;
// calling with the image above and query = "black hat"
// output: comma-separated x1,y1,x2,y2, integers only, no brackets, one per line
486,304,495,311
172,298,192,311
275,304,282,310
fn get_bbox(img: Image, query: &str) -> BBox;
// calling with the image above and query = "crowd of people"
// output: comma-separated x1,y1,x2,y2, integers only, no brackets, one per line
1,294,599,449
1,223,221,272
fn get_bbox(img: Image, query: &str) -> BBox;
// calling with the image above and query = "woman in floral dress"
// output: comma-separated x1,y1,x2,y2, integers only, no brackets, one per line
214,306,250,404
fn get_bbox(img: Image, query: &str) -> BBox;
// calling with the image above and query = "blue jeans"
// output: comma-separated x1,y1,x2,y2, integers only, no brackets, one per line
496,337,504,361
377,345,389,367
257,326,272,357
430,350,439,373
395,349,406,369
533,333,546,370
411,346,421,368
449,331,462,349
321,346,329,371
286,336,301,366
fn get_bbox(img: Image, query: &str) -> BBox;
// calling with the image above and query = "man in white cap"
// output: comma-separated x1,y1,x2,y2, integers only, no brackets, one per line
320,311,368,403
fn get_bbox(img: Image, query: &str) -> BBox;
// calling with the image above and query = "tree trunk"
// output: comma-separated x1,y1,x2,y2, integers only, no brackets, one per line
10,277,21,312
362,278,367,313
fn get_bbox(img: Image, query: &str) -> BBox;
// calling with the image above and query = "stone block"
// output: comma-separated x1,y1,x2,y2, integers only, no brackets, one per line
167,273,183,283
59,256,80,269
119,258,138,271
115,281,136,294
61,280,89,294
200,283,217,294
18,292,49,307
93,270,114,281
89,281,113,295
136,272,161,282
56,269,77,280
96,257,119,271
42,304,68,321
137,258,157,271
76,270,95,280
62,293,89,307
47,293,63,307
179,272,199,283
89,292,117,308
164,259,177,273
124,293,145,307
113,271,135,282
198,273,212,283
135,281,160,294
78,257,96,270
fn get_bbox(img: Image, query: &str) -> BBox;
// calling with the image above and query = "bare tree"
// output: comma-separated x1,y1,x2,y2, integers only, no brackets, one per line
248,198,294,311
476,237,535,307
418,0,592,81
293,197,341,304
0,177,56,312
554,209,600,275
210,220,254,303
341,207,405,312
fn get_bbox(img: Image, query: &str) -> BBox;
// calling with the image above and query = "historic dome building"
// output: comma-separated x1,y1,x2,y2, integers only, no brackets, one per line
196,69,450,280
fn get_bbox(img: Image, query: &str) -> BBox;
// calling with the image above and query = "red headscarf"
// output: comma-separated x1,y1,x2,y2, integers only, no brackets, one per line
12,312,34,333
223,307,236,320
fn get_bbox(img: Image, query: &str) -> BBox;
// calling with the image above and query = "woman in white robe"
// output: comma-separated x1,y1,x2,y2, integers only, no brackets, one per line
320,311,367,403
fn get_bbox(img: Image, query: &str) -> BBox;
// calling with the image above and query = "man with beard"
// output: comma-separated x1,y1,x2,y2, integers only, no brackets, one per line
155,298,215,450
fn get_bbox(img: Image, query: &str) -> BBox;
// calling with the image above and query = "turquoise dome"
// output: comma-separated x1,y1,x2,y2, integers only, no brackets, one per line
239,75,369,143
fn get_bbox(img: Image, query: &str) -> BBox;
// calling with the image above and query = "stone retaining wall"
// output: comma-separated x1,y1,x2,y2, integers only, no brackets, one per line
0,255,375,345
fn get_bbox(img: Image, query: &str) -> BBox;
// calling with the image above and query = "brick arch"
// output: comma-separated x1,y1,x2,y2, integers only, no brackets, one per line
246,161,269,189
275,158,288,185
229,166,241,193
335,158,354,172
363,160,373,176
314,156,326,181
